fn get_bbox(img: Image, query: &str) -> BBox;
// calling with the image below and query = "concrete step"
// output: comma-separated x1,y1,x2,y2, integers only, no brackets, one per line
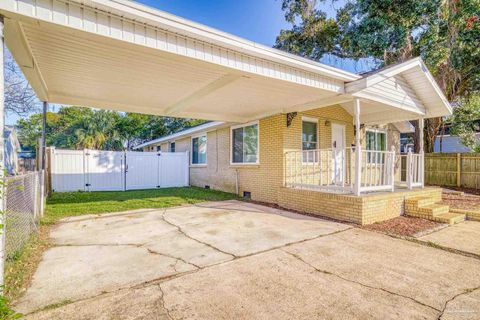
433,212,466,225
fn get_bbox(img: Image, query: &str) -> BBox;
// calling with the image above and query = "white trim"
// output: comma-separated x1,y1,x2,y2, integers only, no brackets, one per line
301,117,319,164
190,133,208,166
230,120,260,165
301,116,319,123
135,121,224,149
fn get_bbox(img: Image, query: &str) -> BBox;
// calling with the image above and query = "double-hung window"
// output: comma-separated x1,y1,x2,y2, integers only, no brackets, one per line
366,129,387,163
302,118,318,162
231,122,259,164
191,135,207,165
169,142,176,153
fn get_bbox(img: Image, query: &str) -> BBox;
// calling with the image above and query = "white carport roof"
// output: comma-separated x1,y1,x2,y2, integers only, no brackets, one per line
1,0,451,124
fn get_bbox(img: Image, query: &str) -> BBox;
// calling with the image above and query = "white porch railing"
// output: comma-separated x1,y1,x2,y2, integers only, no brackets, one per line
397,152,424,189
285,148,423,195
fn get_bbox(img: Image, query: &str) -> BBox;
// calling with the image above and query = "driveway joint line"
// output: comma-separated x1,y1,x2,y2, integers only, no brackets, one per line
437,286,480,320
281,249,441,313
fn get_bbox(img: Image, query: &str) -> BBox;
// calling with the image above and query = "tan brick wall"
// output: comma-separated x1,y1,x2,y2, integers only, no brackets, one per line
140,104,420,225
279,187,443,225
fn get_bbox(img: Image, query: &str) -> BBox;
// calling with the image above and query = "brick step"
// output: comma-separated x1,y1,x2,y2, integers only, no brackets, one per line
432,212,466,225
450,208,480,222
405,196,436,208
419,204,450,216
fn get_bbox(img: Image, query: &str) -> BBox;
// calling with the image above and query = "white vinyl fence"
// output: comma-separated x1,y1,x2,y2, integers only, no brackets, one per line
51,149,189,192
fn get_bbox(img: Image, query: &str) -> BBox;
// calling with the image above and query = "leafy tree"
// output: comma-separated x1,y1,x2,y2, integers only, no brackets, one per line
276,0,480,152
449,95,480,152
16,106,206,151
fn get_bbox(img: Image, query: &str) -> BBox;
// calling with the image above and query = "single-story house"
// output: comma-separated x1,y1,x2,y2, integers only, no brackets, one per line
134,57,452,225
2,0,456,225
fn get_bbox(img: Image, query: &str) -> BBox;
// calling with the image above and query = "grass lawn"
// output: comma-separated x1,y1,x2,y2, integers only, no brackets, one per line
44,187,237,225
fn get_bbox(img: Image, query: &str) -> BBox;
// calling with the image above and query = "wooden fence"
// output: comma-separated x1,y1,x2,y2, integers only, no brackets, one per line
425,153,480,189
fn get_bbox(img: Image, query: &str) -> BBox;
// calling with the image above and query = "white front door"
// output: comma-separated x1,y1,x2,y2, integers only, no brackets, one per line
331,124,346,185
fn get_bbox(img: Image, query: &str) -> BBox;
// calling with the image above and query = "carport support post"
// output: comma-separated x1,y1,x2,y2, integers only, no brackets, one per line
354,98,362,196
39,101,48,216
419,117,425,188
0,15,6,290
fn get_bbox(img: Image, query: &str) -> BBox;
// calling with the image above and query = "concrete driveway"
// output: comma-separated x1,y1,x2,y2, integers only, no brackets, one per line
17,200,480,320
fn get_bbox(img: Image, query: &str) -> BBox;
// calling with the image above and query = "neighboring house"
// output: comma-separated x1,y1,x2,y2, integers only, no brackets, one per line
3,0,454,225
4,126,21,175
434,123,480,153
434,134,480,153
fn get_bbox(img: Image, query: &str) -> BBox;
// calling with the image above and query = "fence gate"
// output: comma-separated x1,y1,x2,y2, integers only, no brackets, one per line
51,149,189,192
86,150,125,191
125,152,189,190
125,152,159,190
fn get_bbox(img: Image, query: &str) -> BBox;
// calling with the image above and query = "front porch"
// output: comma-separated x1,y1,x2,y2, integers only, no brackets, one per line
278,185,444,225
284,148,425,195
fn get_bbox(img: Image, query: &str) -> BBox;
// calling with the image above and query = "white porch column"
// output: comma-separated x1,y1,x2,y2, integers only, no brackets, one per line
354,98,362,196
0,15,6,290
419,118,425,187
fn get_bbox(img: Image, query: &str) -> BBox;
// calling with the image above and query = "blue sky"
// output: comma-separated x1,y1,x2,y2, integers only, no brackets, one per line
7,0,374,125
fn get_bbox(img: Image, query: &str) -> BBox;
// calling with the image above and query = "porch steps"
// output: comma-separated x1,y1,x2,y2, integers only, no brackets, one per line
405,197,465,225
450,208,480,222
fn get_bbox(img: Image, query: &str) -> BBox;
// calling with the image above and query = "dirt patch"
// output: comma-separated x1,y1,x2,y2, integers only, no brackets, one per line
361,216,444,237
441,191,480,211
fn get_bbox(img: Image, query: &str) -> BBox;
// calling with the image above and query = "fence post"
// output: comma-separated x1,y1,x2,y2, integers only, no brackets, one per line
456,153,461,187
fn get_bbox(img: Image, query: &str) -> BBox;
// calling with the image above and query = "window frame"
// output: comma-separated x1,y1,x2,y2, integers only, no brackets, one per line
230,121,260,165
301,116,319,164
190,133,207,166
365,128,388,164
169,141,176,153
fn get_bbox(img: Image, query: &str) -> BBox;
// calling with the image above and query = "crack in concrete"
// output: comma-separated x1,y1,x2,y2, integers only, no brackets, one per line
21,213,355,316
160,209,237,258
377,231,480,261
437,286,480,320
157,284,175,320
146,248,200,269
281,249,441,313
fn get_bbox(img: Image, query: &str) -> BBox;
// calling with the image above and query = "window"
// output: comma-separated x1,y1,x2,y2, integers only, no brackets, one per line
231,122,259,164
191,135,207,164
366,129,387,163
302,118,318,162
156,146,161,152
169,142,175,152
